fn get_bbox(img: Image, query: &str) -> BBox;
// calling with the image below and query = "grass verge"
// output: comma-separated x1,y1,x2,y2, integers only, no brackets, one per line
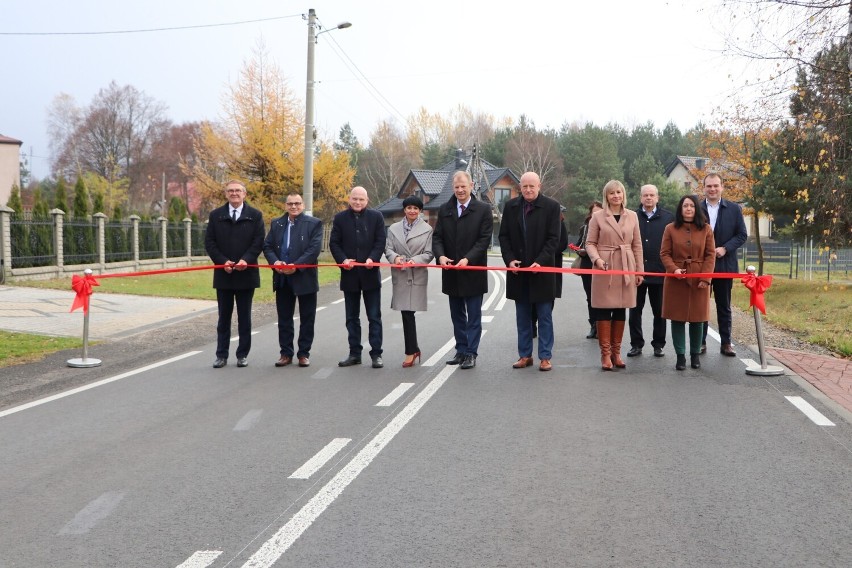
0,331,82,367
732,278,851,357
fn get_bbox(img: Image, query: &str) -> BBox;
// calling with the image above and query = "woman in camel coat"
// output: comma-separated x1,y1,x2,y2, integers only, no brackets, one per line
585,180,644,370
660,194,715,371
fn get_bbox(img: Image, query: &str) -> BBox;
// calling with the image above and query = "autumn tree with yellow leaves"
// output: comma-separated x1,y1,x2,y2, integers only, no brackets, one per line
186,42,354,222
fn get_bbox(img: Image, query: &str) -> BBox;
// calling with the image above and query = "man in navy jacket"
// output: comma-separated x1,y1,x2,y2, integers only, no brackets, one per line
204,180,265,369
329,187,387,368
263,192,323,368
700,173,747,356
628,184,674,358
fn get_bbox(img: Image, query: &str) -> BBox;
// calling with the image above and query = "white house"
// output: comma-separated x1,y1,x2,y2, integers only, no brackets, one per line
0,134,23,207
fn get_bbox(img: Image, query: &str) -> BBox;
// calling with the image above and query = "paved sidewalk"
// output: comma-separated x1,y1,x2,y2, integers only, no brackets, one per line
0,285,217,340
767,347,852,415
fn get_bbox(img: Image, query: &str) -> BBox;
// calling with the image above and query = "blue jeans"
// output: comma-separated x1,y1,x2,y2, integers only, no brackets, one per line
448,295,483,356
344,288,383,358
515,300,554,360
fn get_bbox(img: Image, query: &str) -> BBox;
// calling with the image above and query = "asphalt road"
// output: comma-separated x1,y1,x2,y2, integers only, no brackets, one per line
2,262,852,567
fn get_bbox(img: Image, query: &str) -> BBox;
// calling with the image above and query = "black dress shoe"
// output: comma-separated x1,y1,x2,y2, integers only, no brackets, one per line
446,352,464,365
653,347,664,357
237,357,248,368
371,356,384,369
699,343,707,355
460,354,476,369
691,354,701,369
213,358,227,368
720,344,737,357
338,355,362,367
627,347,642,357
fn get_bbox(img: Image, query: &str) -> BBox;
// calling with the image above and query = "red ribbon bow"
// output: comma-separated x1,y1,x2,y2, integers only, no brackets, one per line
740,273,772,314
70,273,100,314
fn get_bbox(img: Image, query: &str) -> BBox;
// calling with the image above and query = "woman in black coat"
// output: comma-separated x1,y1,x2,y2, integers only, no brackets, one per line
573,201,603,338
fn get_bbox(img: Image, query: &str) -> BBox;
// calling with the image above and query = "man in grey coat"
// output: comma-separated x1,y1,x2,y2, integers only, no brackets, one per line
432,171,493,370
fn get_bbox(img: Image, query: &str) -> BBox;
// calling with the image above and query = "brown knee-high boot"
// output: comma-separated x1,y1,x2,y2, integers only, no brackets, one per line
611,320,626,368
596,320,613,370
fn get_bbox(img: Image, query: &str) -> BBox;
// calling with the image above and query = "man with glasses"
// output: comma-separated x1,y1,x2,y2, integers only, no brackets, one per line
205,180,265,368
263,192,323,368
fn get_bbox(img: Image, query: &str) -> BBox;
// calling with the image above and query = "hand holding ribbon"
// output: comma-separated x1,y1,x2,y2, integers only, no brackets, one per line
70,273,100,314
741,273,773,314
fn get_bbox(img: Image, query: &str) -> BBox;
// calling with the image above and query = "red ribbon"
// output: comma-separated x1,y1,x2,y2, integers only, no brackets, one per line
741,273,772,314
70,273,100,314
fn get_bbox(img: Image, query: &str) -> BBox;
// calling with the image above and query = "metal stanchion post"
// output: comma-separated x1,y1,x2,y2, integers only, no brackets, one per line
68,268,102,368
744,266,783,377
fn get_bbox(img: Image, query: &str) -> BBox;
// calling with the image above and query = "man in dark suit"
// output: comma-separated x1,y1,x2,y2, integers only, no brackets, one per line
432,170,494,370
499,171,561,372
329,186,387,368
263,192,323,368
204,180,265,368
628,184,674,358
700,173,747,356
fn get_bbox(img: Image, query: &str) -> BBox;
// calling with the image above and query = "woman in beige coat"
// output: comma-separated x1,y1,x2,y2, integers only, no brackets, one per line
585,180,644,370
660,194,715,370
385,195,434,367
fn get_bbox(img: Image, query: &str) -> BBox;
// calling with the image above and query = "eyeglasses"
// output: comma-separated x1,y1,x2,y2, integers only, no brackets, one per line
286,202,303,207
226,189,245,194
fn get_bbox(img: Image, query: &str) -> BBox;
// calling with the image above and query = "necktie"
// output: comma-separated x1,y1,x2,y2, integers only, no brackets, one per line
459,204,466,217
231,209,237,222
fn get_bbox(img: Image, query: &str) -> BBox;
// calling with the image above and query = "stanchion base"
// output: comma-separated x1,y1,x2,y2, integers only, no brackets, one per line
67,357,102,368
746,365,784,376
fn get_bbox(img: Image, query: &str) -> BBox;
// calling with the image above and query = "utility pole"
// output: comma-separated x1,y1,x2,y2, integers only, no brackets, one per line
303,8,318,217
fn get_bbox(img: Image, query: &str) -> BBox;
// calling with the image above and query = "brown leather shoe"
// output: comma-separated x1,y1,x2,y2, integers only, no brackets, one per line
720,344,737,357
275,355,293,367
512,357,533,369
539,359,552,372
298,356,310,367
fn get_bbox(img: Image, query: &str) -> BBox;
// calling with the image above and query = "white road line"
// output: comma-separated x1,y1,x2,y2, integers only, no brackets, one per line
375,383,415,407
705,326,724,344
175,551,223,568
382,276,392,283
242,365,458,567
740,358,758,368
786,396,835,426
423,337,456,367
312,367,334,380
481,270,502,311
233,409,264,432
231,331,260,342
316,306,326,312
481,315,494,323
493,272,508,311
288,438,351,480
332,298,345,305
58,491,125,535
0,351,202,419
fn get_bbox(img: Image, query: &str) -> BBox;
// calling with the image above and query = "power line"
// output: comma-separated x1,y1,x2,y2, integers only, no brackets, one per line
0,14,302,36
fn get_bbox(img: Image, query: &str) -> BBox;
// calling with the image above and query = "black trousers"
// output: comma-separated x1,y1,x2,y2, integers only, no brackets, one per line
592,307,626,321
581,273,594,323
703,277,734,345
629,282,666,349
275,280,317,358
401,310,419,355
216,288,254,359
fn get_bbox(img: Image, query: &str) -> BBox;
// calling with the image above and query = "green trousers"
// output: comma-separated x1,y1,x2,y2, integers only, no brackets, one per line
671,321,704,355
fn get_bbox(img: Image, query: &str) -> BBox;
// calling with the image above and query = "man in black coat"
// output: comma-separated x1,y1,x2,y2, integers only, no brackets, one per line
432,170,493,370
263,192,323,368
329,186,387,368
628,184,674,358
499,171,561,372
700,173,748,356
204,180,265,368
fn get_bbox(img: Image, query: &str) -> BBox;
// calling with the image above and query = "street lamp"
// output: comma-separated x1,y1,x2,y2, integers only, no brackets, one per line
303,8,352,216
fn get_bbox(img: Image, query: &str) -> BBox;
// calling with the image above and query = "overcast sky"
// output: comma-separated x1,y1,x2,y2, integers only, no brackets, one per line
2,0,748,180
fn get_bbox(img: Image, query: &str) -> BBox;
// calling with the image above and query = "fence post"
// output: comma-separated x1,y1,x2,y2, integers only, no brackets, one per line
93,212,107,269
130,215,140,267
183,217,192,258
0,205,12,282
158,216,168,265
51,208,65,272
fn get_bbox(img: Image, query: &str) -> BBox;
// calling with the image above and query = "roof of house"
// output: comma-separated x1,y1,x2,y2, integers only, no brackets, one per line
376,155,518,215
664,155,745,180
0,134,23,145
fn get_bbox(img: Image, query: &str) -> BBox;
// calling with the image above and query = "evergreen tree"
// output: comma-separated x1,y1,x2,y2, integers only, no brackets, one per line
7,185,32,267
72,177,89,219
53,177,69,213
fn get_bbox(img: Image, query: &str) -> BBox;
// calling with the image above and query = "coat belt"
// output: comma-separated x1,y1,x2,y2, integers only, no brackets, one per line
598,244,633,286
